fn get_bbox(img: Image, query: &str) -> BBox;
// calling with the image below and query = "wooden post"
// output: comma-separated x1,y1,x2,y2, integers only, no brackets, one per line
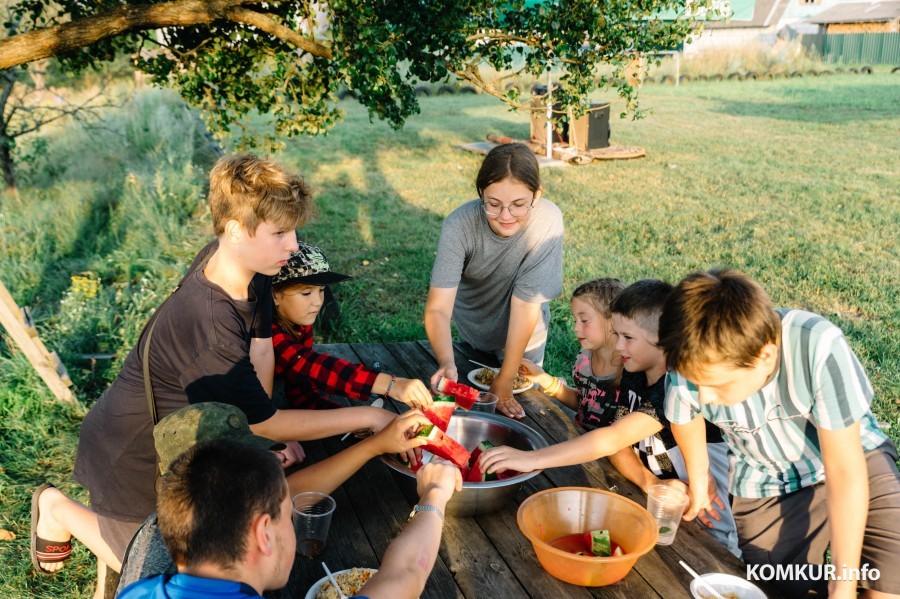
0,279,76,404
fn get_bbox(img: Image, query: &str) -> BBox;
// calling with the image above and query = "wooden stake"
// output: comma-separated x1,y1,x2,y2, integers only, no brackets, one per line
0,279,76,404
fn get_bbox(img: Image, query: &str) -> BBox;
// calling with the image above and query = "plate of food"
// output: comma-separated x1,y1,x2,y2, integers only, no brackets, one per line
467,367,533,394
304,567,377,599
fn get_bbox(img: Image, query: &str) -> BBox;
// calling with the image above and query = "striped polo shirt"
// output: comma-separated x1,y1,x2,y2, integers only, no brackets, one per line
665,309,890,498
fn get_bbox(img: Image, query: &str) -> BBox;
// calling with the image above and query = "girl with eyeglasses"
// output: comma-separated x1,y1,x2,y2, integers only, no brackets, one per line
425,143,564,419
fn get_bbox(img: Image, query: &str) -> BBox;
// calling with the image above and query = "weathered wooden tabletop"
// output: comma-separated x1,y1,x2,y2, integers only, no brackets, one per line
271,341,777,599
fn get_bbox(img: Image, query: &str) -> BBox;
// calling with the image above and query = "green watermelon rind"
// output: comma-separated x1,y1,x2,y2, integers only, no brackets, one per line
590,529,612,557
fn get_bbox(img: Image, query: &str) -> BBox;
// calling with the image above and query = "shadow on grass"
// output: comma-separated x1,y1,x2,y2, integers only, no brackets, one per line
709,82,900,123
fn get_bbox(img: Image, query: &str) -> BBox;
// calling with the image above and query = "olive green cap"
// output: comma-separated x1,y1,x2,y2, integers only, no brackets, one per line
154,402,285,474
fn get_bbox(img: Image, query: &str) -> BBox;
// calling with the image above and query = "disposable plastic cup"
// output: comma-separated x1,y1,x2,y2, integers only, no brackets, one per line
470,392,499,414
292,492,336,558
646,485,689,545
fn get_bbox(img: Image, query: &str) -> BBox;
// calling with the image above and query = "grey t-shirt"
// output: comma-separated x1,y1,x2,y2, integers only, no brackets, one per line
430,198,564,354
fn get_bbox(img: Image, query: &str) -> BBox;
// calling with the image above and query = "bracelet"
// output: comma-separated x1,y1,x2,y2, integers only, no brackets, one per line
544,376,562,397
407,504,444,525
385,375,396,398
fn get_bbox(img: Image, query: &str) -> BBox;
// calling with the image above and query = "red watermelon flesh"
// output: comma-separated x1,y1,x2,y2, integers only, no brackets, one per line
416,424,471,468
400,457,424,472
422,398,457,432
437,379,480,410
465,459,498,482
468,440,495,466
496,469,521,480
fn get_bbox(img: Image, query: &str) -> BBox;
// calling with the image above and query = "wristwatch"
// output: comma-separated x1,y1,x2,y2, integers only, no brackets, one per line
407,504,444,524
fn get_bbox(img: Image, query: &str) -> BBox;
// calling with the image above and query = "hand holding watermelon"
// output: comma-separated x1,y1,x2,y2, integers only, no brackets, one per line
382,376,434,410
429,361,458,393
374,410,430,466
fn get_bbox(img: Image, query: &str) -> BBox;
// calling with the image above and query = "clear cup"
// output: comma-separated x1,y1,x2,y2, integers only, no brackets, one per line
292,492,336,558
471,391,499,414
646,485,689,545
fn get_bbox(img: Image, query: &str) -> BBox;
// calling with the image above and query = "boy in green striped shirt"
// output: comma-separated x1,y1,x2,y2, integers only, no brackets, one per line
661,269,899,599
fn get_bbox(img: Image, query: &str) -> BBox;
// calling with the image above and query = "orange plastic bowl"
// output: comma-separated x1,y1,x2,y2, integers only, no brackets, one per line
517,487,659,586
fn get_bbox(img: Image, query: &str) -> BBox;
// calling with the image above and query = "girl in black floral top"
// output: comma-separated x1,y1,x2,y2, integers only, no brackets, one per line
519,278,624,430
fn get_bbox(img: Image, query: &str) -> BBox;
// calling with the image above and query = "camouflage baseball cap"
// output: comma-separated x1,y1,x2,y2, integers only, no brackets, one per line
154,402,286,474
272,240,352,287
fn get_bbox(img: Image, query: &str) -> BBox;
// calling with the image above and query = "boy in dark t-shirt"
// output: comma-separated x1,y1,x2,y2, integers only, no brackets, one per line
30,155,401,585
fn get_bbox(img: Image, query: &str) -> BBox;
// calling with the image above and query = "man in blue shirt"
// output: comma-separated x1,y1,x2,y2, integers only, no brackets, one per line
120,430,460,598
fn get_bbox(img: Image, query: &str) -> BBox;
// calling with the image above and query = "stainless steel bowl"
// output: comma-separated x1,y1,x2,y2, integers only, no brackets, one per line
381,412,549,516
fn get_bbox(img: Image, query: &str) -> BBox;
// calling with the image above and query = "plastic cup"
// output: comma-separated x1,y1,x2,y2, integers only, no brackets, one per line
646,485,689,545
470,392,499,414
292,492,336,558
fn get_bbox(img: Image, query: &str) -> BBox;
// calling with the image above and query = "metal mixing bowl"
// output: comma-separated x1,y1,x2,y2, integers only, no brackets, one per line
381,412,549,516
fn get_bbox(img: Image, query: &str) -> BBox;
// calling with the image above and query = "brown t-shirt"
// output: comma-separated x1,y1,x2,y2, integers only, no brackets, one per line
74,241,275,522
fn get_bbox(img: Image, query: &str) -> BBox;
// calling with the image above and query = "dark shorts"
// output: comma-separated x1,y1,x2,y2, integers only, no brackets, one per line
733,444,900,595
98,513,144,566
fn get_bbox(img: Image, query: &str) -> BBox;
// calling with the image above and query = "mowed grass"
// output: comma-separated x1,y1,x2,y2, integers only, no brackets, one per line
0,74,897,597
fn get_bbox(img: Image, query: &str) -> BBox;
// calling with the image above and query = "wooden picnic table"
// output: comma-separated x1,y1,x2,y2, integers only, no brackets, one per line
271,340,780,599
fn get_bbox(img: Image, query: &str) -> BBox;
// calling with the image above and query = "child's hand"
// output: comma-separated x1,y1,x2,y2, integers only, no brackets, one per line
653,477,688,496
668,475,722,527
478,445,535,475
518,358,545,379
417,457,463,502
696,471,726,528
429,362,458,392
390,377,434,410
681,476,713,522
372,409,428,465
272,441,305,469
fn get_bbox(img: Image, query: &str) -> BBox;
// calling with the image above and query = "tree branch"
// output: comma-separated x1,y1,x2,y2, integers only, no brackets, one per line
225,7,332,59
0,0,330,71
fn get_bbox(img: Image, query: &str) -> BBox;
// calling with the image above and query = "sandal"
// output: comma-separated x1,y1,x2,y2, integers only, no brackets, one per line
30,483,72,575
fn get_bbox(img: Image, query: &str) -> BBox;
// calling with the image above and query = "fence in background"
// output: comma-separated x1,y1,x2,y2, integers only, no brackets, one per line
799,32,900,65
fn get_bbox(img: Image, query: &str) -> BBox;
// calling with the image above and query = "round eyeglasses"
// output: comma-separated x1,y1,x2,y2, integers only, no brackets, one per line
482,201,534,218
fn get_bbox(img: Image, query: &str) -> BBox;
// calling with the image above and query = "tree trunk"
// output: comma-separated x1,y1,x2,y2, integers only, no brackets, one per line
1,136,16,190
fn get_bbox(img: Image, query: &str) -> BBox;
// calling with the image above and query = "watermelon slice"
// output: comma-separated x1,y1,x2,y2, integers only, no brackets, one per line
465,459,498,482
464,441,498,482
496,469,521,480
436,378,480,410
416,424,471,468
422,397,457,432
468,440,495,465
400,456,424,472
581,530,624,557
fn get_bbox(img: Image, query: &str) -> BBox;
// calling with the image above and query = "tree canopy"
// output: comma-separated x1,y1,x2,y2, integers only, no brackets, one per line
1,0,722,146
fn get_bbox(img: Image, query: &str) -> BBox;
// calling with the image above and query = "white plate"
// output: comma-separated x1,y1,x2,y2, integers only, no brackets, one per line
304,567,378,599
466,368,533,394
689,573,767,599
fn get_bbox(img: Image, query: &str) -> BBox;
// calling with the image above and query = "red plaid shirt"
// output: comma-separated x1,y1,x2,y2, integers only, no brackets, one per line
272,322,379,409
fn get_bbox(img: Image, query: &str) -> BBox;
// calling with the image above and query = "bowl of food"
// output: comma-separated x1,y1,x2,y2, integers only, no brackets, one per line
304,567,377,599
517,487,658,586
468,367,533,394
381,412,548,516
690,573,767,599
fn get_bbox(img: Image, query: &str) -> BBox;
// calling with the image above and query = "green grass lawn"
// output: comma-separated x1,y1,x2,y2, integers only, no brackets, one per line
1,73,898,597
